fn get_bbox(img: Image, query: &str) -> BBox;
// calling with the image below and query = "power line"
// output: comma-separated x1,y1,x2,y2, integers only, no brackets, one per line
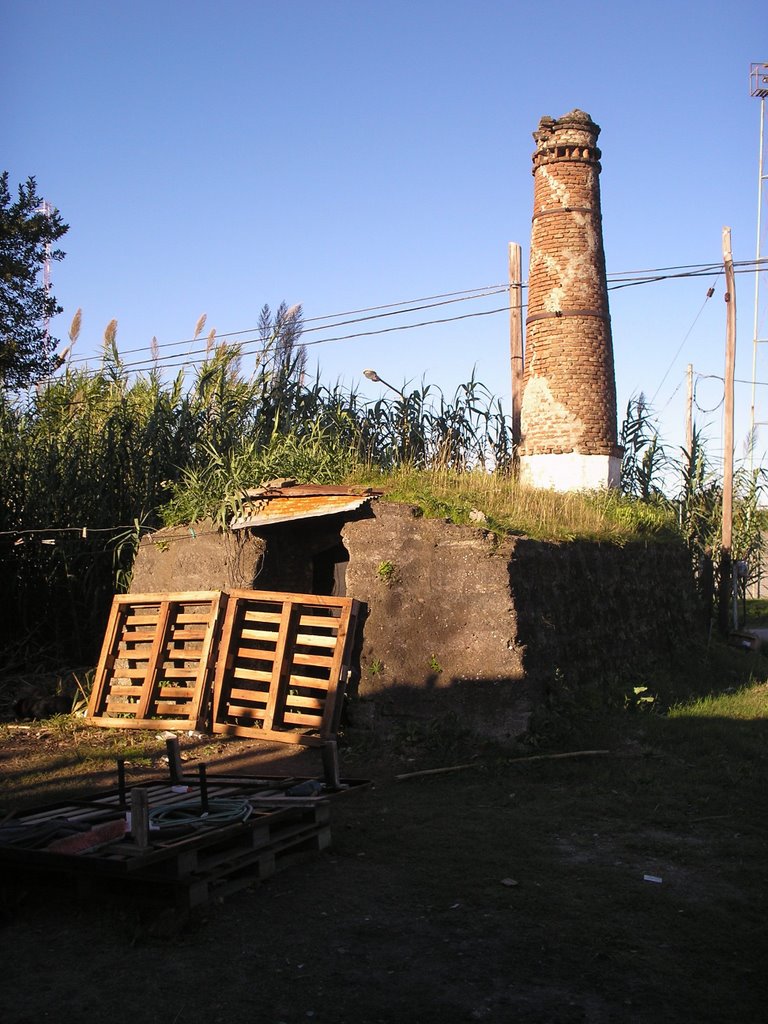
0,523,220,542
48,258,768,382
649,275,721,406
607,260,765,292
64,285,511,366
698,372,768,388
64,259,768,368
114,304,516,377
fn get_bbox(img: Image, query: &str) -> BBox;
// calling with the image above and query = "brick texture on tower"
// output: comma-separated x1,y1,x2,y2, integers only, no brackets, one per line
519,109,622,491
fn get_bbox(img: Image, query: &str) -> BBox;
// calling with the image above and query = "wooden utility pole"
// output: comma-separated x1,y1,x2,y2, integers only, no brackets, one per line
719,227,737,634
508,242,524,449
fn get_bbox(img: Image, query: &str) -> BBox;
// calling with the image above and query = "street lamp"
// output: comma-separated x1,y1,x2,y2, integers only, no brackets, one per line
363,368,409,459
363,368,406,402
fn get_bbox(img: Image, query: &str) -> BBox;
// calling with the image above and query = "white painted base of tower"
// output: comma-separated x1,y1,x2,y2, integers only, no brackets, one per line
519,453,621,492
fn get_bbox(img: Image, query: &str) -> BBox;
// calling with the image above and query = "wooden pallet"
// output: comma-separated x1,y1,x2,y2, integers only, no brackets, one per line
83,589,362,787
85,592,225,730
211,589,360,745
0,776,332,909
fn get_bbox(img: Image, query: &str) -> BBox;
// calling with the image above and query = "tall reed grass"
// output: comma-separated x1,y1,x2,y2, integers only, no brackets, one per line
0,324,517,661
3,317,757,665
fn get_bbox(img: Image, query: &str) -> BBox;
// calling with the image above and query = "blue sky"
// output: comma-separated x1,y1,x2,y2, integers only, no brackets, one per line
4,1,767,475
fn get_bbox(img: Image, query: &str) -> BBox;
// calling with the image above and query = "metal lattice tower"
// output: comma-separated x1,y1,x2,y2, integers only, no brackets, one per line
749,63,768,466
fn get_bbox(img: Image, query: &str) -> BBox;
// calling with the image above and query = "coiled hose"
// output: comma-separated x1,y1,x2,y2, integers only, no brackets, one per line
148,797,253,831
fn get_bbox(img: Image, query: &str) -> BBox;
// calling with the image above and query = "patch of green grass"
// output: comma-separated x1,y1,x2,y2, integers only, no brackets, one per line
668,681,768,721
351,466,678,543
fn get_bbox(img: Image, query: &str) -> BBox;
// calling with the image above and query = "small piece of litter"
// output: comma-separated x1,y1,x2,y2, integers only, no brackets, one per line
501,878,519,887
643,874,662,884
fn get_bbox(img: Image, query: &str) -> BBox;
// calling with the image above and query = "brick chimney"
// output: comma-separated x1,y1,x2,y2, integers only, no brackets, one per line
519,109,622,491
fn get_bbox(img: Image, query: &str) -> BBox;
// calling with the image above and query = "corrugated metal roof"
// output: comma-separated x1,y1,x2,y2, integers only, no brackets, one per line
230,485,381,530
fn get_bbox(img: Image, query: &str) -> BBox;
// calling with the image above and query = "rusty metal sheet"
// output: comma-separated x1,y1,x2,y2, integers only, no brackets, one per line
243,484,379,498
230,493,373,529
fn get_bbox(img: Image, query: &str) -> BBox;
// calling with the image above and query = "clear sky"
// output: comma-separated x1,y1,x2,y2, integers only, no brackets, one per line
4,1,767,478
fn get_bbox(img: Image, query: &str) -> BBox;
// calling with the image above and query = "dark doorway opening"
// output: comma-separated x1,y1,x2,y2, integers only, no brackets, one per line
312,542,349,596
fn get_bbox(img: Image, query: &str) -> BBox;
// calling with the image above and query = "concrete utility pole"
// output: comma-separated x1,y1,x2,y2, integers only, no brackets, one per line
685,362,694,457
719,227,736,634
508,242,524,450
683,362,694,501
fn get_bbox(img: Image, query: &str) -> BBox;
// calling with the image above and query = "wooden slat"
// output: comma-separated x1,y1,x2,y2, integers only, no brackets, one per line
152,686,194,698
133,600,172,720
284,693,325,710
234,644,277,661
230,668,273,686
226,704,268,719
296,614,343,629
261,601,294,733
228,686,269,704
283,711,323,727
286,673,335,689
291,652,334,668
87,601,126,718
242,609,284,624
293,632,339,648
167,628,206,640
240,622,282,638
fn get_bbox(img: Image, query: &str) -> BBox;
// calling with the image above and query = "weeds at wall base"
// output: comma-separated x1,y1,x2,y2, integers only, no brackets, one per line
525,636,768,747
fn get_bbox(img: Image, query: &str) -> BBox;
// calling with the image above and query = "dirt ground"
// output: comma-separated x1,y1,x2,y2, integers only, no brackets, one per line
0,716,766,1024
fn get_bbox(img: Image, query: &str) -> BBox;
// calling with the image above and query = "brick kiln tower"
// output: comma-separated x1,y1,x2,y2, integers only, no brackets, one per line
519,109,622,490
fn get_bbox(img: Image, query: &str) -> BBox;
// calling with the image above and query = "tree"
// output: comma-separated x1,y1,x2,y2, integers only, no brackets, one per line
0,172,68,389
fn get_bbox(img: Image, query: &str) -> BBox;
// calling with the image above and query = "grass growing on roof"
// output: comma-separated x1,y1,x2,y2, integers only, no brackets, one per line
350,465,677,543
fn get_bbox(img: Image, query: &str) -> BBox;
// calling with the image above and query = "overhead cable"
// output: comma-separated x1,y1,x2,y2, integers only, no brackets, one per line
65,285,510,366
49,258,768,380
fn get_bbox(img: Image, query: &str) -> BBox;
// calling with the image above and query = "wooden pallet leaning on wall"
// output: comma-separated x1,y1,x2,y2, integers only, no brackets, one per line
84,592,225,731
211,590,360,781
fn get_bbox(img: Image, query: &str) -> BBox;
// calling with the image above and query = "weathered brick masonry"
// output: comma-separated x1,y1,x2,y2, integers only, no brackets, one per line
520,110,621,487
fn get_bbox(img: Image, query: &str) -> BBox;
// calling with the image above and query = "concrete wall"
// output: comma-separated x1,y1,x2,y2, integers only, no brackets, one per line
341,503,531,741
129,501,701,741
131,522,267,593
